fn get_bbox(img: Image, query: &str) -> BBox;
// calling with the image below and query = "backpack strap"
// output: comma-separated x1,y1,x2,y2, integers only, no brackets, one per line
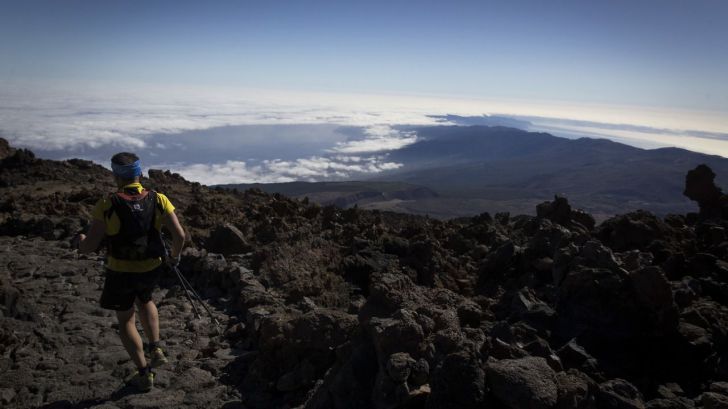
117,190,149,201
145,190,160,225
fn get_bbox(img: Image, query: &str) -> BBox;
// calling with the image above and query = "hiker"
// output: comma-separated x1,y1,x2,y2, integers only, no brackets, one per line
73,152,186,391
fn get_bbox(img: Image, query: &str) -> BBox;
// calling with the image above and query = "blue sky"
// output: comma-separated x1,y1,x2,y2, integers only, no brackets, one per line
2,0,727,111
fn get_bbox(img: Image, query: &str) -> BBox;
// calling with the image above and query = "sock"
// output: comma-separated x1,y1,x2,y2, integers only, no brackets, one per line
139,365,151,375
148,341,159,351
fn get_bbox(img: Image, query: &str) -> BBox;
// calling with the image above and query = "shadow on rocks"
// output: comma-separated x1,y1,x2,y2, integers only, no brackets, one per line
38,384,142,409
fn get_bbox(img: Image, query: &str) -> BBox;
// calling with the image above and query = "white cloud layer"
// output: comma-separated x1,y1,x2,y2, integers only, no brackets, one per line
3,80,727,150
1,80,728,185
0,81,443,152
168,155,403,185
329,126,418,153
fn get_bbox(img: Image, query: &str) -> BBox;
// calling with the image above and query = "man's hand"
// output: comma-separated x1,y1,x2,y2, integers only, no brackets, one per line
162,210,186,268
78,220,105,254
166,254,181,270
70,233,86,250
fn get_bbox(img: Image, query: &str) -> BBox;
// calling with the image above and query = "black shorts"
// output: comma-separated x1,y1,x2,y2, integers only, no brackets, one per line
99,268,163,311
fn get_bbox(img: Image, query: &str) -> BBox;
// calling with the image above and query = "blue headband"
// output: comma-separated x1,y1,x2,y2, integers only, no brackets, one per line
111,160,143,179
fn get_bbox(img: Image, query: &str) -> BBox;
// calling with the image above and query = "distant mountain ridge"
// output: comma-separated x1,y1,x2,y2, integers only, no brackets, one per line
371,125,728,219
221,125,728,220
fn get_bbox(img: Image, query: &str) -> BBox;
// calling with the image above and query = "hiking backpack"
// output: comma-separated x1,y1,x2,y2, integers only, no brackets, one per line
105,189,166,261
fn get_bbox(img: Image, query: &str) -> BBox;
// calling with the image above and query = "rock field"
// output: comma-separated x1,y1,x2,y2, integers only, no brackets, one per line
1,137,728,409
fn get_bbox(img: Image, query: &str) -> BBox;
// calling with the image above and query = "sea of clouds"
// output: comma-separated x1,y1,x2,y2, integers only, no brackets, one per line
1,81,727,184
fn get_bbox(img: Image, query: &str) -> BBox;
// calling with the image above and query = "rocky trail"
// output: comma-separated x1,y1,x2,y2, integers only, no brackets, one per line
0,236,249,408
3,137,728,409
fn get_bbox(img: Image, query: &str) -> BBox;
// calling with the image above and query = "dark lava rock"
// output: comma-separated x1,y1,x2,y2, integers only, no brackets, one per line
426,352,486,409
555,246,678,339
556,369,595,409
597,379,645,409
207,222,252,255
0,147,35,169
702,392,728,409
645,398,695,409
537,195,596,231
0,138,13,160
597,212,659,251
486,356,558,409
684,164,728,220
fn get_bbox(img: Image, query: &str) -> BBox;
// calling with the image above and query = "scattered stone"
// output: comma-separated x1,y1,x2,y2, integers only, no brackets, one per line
0,388,16,405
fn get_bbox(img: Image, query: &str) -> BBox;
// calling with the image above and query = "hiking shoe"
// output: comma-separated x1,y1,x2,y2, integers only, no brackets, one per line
150,347,168,368
129,371,154,392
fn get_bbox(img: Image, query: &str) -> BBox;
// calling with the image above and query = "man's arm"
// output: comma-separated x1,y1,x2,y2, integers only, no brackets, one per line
77,220,106,253
163,211,185,259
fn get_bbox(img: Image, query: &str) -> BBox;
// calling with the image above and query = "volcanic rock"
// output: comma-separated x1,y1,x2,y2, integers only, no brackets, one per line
208,222,252,255
684,164,728,220
426,351,486,409
555,369,594,409
486,356,559,409
537,195,596,231
597,379,645,409
0,138,14,160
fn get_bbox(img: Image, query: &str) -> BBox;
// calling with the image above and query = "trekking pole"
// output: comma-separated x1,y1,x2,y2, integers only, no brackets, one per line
173,265,222,333
162,236,201,319
162,236,221,333
174,266,201,319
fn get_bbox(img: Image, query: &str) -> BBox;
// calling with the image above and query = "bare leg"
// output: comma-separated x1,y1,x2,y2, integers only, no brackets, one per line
116,308,147,369
136,299,161,344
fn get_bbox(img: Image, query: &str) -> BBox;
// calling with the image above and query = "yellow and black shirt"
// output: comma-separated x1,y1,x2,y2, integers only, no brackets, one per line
91,183,175,273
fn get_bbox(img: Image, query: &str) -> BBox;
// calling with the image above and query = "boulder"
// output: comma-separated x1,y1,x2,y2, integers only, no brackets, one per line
207,223,251,255
369,310,426,359
0,148,35,169
0,138,13,160
684,164,728,220
556,369,594,409
537,195,573,226
596,379,645,409
702,392,728,409
426,352,486,409
486,356,558,409
536,195,595,230
386,352,416,383
629,267,678,334
596,211,677,252
557,339,599,376
557,259,677,339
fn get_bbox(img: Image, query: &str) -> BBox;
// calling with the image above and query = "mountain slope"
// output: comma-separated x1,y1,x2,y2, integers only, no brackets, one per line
371,126,728,218
217,181,438,208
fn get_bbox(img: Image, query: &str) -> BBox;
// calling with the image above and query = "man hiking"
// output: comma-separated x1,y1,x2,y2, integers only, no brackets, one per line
74,152,186,391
